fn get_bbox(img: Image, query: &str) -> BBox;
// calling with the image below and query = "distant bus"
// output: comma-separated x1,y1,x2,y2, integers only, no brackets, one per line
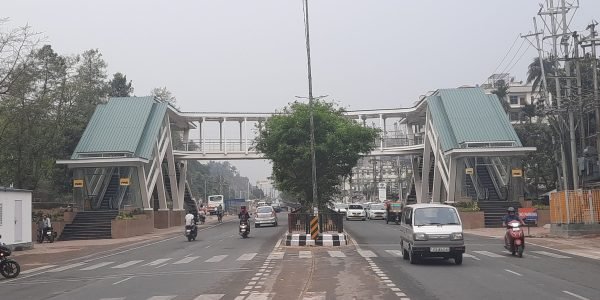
207,195,224,215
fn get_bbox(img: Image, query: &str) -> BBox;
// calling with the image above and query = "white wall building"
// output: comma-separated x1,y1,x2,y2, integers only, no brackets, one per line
0,188,32,247
482,73,541,124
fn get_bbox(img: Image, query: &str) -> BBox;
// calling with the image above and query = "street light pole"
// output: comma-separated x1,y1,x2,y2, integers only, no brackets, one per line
302,0,318,212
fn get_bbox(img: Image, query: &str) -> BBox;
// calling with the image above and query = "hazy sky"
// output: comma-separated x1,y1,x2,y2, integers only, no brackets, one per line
4,0,600,183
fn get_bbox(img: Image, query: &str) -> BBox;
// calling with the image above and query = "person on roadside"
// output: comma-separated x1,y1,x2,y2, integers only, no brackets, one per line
43,214,52,238
36,216,45,242
217,204,223,222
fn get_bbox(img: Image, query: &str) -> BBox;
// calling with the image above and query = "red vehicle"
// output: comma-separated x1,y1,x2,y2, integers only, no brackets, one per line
504,220,525,257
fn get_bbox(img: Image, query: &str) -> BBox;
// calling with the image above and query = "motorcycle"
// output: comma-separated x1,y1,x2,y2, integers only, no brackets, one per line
239,220,250,238
184,224,197,242
504,220,525,257
198,214,206,225
0,235,20,279
37,227,57,243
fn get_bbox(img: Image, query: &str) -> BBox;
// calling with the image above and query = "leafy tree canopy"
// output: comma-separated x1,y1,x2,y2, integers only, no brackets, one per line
255,100,380,210
109,72,133,97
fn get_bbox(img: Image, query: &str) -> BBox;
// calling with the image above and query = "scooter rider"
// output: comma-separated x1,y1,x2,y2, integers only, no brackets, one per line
501,207,524,227
43,214,52,238
238,206,250,232
502,207,525,247
185,210,197,230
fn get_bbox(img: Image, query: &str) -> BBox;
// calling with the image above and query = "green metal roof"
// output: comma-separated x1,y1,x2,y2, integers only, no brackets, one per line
72,96,168,160
427,88,523,152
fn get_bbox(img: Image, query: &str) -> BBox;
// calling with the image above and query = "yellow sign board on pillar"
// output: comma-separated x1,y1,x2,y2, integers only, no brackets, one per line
120,178,130,186
512,169,523,177
73,179,84,188
465,168,474,175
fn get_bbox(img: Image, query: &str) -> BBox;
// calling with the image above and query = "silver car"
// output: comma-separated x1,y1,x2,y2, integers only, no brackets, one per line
254,206,278,227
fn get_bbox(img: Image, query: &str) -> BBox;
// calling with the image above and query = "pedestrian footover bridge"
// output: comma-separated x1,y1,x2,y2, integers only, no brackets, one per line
57,87,535,239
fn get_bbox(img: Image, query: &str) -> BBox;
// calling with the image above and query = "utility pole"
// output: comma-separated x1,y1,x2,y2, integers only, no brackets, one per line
573,32,586,156
561,0,579,189
583,21,600,164
302,0,318,211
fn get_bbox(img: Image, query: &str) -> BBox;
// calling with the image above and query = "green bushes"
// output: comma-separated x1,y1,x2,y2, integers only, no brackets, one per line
451,201,481,212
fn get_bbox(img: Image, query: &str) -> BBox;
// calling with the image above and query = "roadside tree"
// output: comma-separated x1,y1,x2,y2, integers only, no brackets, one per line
255,100,379,210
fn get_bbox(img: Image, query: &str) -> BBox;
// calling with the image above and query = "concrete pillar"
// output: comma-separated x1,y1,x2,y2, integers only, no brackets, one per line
201,117,206,155
239,120,243,151
137,165,152,211
446,157,458,203
219,118,224,152
176,128,190,211
222,117,227,155
419,136,432,203
379,114,384,151
154,143,168,210
432,160,442,203
165,121,180,209
244,117,249,154
198,119,202,152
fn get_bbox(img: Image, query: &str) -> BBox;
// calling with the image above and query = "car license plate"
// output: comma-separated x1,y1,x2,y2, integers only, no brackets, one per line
430,247,450,252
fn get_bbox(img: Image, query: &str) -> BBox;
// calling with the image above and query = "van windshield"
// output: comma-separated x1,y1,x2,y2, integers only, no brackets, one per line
414,207,460,226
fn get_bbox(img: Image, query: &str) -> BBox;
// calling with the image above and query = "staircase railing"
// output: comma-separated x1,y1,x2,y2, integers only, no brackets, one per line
486,158,506,200
465,158,484,200
490,157,509,186
114,168,134,210
95,167,116,209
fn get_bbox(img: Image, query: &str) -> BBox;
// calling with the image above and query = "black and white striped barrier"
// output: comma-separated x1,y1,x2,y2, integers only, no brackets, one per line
285,233,347,246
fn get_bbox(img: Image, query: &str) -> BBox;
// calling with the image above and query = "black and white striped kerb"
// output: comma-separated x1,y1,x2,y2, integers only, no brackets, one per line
285,234,315,246
315,233,347,246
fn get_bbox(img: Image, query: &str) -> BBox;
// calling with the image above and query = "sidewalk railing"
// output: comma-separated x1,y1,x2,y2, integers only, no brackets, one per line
287,211,344,234
550,190,600,224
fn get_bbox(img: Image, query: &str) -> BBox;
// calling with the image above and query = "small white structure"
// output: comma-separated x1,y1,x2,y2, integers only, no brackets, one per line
0,187,32,247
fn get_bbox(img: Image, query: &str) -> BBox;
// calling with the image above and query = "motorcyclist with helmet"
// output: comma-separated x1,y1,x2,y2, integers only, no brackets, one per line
502,207,525,248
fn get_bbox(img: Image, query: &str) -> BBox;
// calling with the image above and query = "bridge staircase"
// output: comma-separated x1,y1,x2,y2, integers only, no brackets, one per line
59,210,119,240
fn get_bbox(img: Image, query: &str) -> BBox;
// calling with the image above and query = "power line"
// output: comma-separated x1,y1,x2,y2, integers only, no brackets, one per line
489,34,521,77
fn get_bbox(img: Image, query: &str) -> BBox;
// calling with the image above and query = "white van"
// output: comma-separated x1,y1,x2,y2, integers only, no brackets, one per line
399,203,465,265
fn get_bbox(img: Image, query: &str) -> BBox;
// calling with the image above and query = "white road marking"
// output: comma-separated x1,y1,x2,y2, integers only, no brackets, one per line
146,258,172,266
246,293,273,300
302,291,326,300
267,252,284,260
328,250,346,257
205,255,228,263
147,296,177,300
234,296,246,300
112,277,132,285
20,265,57,274
358,250,377,258
193,295,225,300
174,256,200,264
391,288,401,292
563,290,590,300
504,269,523,276
47,262,86,272
112,260,144,269
531,251,571,259
299,251,312,258
396,293,407,297
80,262,114,270
237,253,258,261
473,251,504,258
385,250,404,257
99,298,125,300
463,254,480,260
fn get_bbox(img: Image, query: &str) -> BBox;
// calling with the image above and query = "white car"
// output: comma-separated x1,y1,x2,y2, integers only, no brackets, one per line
367,203,386,220
346,204,366,221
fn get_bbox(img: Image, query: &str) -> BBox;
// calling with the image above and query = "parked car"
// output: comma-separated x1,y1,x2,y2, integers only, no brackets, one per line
346,204,366,221
254,206,278,227
271,203,282,212
399,203,465,265
367,203,386,220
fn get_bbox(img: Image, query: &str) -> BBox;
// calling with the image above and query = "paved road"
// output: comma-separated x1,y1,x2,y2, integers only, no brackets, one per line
344,218,600,300
1,216,287,300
